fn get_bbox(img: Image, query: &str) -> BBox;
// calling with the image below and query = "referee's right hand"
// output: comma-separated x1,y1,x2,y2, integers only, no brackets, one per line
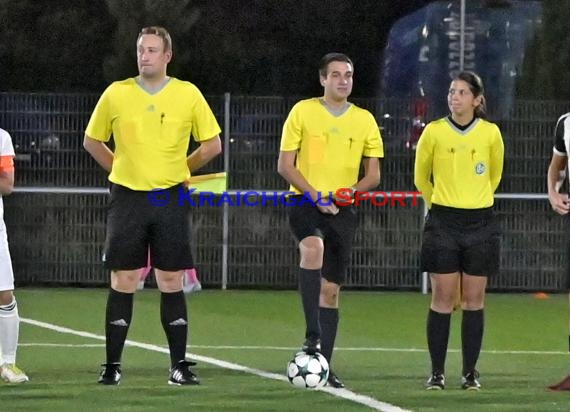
316,198,339,215
307,190,339,215
548,192,570,215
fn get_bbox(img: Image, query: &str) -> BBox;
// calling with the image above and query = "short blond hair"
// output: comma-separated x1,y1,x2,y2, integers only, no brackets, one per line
137,26,172,52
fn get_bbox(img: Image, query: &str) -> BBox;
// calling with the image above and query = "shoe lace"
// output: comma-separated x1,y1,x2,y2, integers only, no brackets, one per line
101,363,120,374
431,372,444,382
174,361,196,378
465,370,479,381
6,364,25,375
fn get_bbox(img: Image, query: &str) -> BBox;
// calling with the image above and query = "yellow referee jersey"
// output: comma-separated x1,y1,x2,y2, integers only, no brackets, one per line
280,98,384,194
414,117,504,209
85,78,221,191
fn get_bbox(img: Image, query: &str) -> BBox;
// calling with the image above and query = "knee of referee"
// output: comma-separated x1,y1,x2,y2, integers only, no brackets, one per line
155,270,184,292
319,279,340,308
430,291,458,313
299,237,324,269
460,273,487,310
111,270,140,293
460,288,485,310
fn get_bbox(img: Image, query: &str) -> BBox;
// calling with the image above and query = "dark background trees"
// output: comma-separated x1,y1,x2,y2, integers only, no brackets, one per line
0,0,439,96
0,0,565,99
515,0,570,99
0,0,112,92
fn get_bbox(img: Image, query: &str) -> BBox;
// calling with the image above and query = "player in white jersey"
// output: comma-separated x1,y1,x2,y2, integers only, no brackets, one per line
546,113,570,390
0,128,28,383
548,112,570,215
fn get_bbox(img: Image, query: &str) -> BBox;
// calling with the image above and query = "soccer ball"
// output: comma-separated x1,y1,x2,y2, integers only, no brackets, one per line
286,351,329,389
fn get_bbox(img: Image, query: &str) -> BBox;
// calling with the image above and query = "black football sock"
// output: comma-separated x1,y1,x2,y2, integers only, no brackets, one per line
319,307,339,365
299,268,321,339
427,308,451,374
105,288,134,364
462,309,484,375
161,291,188,368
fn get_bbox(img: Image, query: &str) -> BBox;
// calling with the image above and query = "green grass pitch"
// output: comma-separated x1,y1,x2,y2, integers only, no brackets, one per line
5,288,570,411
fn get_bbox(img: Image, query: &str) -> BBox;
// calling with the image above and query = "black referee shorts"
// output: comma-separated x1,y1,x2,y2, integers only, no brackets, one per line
288,198,358,285
103,183,194,271
420,204,501,276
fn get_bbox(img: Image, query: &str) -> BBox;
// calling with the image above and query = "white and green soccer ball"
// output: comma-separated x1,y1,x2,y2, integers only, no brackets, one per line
287,351,329,389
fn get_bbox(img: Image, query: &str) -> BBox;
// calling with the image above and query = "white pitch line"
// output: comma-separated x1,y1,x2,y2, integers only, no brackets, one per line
19,343,570,356
20,318,410,412
20,343,106,347
188,346,570,355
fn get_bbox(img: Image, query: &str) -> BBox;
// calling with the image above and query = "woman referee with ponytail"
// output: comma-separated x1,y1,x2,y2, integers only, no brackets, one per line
414,71,505,390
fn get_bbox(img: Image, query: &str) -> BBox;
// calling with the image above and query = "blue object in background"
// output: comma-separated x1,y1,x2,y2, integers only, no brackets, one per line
381,0,543,119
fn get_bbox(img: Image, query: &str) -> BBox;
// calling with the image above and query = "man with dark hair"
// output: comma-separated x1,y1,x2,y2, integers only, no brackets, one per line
278,52,384,388
84,26,221,386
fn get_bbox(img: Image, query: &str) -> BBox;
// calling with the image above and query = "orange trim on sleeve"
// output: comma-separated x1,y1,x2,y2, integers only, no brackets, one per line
0,155,14,172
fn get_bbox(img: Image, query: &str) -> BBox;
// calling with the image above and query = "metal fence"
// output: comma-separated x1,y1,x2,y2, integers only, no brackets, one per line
1,92,568,291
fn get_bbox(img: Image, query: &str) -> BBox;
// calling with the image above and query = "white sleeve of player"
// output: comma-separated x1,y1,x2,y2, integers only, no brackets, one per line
0,128,15,157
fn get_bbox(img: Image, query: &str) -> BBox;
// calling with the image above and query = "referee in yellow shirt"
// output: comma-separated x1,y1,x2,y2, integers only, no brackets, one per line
414,71,504,391
278,53,384,388
84,26,221,386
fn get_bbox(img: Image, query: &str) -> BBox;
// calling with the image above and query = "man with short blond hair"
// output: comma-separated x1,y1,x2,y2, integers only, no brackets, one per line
84,26,221,386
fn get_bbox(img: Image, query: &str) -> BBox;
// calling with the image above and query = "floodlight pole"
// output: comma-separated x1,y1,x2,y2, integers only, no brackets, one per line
422,0,466,295
222,92,231,290
421,200,429,294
